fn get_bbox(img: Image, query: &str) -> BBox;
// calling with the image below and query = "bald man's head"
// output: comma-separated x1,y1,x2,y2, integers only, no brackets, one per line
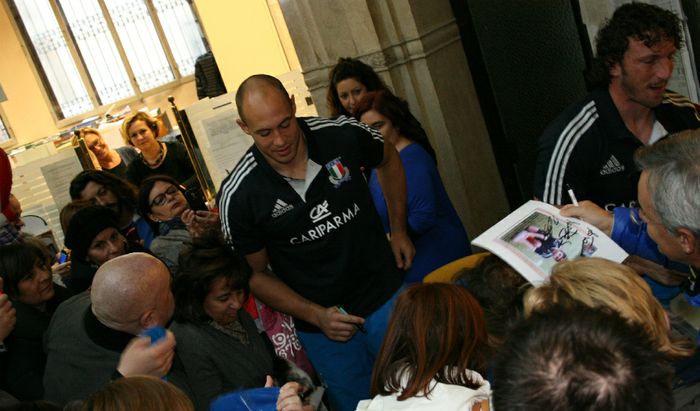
235,74,290,124
91,253,174,334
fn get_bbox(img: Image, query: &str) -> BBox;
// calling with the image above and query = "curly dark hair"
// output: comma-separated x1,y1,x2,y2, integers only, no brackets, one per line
69,170,138,215
172,232,252,323
587,3,682,88
326,57,387,117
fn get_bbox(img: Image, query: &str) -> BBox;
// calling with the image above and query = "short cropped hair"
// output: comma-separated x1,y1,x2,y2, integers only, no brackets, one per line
524,257,693,358
635,129,700,237
81,376,193,411
173,233,252,323
121,112,160,146
0,241,51,299
326,57,386,117
235,74,289,123
587,2,681,88
493,305,675,411
370,283,489,400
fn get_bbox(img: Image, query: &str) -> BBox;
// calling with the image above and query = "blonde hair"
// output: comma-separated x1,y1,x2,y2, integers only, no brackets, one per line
524,258,694,358
121,112,159,146
81,376,193,411
71,127,102,149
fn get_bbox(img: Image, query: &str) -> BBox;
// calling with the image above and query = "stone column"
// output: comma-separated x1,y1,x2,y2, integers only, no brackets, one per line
277,0,509,236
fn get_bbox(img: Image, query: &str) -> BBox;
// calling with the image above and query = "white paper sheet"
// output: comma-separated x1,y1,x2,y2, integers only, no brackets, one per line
472,200,628,286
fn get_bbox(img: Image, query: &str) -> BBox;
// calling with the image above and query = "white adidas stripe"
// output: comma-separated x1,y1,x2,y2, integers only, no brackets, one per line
543,101,597,202
304,116,384,142
219,152,256,240
552,112,598,204
542,101,597,204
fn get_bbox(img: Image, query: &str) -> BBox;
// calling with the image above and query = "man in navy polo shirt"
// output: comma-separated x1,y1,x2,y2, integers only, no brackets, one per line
217,74,414,411
533,3,700,210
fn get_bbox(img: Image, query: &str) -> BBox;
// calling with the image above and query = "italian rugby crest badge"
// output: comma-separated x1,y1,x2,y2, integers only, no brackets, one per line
325,157,351,188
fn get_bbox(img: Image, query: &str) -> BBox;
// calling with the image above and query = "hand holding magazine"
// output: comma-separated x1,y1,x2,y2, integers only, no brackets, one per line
472,200,628,286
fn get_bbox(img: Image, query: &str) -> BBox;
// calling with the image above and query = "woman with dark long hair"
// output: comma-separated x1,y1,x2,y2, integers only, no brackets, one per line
326,58,386,118
326,58,436,162
0,241,72,400
353,90,470,282
357,283,491,410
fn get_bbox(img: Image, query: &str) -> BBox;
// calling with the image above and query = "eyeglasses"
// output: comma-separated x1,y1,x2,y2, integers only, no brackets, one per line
150,185,180,208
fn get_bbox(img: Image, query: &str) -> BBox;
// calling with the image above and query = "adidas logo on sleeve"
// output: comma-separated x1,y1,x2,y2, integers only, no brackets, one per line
599,155,625,175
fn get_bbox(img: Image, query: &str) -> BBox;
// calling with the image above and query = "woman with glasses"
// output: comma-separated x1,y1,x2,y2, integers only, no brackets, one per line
560,200,690,305
138,175,218,273
74,127,138,180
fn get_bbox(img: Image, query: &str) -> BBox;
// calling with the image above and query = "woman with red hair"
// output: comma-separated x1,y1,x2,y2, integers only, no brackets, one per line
356,283,491,410
353,90,470,282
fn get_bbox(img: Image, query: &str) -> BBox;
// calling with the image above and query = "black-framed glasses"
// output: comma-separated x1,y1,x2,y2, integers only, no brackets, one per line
150,185,179,208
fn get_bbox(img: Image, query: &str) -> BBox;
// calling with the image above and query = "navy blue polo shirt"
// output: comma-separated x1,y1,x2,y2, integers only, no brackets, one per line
218,116,403,331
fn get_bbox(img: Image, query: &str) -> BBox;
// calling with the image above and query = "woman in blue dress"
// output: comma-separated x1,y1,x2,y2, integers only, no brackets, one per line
353,90,471,283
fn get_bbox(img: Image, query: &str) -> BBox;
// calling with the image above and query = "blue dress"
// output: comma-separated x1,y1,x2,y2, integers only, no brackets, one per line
369,143,471,283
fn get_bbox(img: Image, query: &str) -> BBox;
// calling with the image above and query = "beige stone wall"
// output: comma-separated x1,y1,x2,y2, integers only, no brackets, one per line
277,0,510,235
194,0,291,93
0,2,60,145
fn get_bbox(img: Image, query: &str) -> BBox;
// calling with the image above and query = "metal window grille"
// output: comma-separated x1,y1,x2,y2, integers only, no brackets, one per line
11,0,207,120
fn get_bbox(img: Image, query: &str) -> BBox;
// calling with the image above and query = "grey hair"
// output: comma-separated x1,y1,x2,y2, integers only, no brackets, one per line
634,130,700,236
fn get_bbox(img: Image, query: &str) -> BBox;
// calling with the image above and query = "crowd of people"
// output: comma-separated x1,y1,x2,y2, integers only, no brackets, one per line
1,2,700,410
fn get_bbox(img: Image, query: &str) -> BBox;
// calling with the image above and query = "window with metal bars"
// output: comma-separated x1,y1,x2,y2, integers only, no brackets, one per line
9,0,207,120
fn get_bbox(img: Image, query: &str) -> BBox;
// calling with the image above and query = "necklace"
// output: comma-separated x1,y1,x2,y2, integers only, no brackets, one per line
142,143,165,168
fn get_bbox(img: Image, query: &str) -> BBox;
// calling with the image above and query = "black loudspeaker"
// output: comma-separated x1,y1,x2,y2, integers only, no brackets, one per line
450,0,591,208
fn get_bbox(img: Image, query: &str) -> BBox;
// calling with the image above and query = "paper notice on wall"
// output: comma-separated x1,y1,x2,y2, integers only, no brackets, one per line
202,112,253,187
40,154,83,211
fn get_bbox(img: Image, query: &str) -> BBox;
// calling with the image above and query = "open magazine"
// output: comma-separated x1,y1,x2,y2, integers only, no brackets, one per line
472,200,628,286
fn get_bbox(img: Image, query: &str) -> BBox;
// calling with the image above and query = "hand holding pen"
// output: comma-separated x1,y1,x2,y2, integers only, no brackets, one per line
314,304,366,342
337,306,368,335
